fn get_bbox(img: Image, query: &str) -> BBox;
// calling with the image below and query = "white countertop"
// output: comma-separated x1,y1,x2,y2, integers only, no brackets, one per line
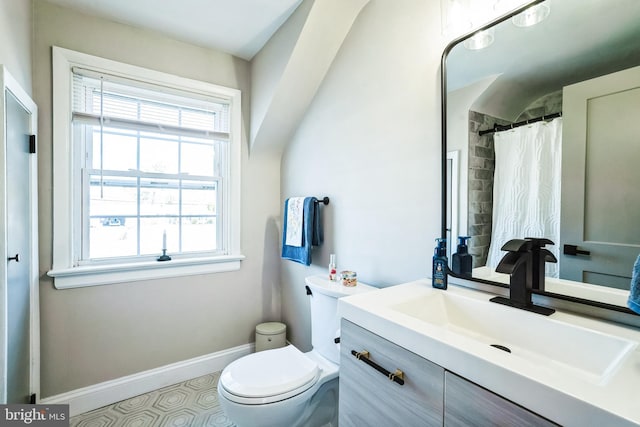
338,279,640,427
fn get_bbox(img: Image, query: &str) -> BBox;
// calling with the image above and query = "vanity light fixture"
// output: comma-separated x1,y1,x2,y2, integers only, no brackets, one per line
463,28,495,50
441,0,472,37
441,0,499,39
443,0,538,49
512,3,550,27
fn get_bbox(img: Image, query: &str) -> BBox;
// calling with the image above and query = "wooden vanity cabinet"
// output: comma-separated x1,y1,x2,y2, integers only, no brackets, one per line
339,319,444,427
340,319,560,427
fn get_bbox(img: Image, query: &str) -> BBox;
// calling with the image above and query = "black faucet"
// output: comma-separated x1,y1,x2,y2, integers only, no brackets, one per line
489,238,556,316
526,237,557,292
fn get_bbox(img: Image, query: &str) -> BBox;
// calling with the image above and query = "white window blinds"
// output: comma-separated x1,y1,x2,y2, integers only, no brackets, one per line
71,67,231,141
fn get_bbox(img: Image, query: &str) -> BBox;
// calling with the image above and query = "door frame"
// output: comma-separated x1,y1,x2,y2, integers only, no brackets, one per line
0,66,39,403
446,150,460,261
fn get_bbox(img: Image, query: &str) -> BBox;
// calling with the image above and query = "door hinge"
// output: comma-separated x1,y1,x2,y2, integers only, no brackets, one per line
29,135,36,154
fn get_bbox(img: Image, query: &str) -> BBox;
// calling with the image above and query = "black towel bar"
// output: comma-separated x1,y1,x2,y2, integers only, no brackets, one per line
315,197,330,205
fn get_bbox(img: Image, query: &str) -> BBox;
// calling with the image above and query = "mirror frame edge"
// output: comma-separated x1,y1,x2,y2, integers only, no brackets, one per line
439,0,640,326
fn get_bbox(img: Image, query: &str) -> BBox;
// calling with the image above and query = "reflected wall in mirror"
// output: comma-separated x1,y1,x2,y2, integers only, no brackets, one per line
443,0,640,309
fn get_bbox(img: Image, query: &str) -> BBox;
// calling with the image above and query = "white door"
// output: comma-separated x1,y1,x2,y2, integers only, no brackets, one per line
1,67,38,403
6,89,31,403
560,65,640,289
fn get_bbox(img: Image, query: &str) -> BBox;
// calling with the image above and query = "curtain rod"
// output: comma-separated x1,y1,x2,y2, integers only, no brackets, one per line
478,112,562,136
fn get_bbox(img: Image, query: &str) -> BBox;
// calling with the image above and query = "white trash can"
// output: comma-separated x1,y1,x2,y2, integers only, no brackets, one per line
255,322,287,352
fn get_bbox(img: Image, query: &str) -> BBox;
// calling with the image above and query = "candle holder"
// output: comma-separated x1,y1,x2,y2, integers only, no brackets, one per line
157,249,172,262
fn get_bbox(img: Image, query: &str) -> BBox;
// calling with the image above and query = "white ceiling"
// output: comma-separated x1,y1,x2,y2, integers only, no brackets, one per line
43,0,303,60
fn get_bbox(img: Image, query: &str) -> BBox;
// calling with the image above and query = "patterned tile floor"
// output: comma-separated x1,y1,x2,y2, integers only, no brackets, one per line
69,372,236,427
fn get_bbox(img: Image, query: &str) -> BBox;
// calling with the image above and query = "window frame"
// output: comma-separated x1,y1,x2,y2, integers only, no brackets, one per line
48,47,243,289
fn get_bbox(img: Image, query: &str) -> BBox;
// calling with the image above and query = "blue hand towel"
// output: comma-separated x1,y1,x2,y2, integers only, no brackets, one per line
627,254,640,314
282,197,323,266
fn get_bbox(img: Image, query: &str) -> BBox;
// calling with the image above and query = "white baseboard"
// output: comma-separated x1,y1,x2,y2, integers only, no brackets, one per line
40,343,254,417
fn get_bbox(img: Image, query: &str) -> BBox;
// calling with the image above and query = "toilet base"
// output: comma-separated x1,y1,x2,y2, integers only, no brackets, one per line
218,376,338,427
303,379,339,427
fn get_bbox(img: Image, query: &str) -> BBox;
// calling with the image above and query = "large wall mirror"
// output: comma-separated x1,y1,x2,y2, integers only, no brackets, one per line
442,0,640,313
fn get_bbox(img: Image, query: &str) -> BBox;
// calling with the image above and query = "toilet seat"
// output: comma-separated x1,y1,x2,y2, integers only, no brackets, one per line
219,345,320,405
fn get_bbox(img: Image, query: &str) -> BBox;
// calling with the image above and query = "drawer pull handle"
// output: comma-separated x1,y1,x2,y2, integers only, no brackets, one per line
351,349,405,386
354,350,369,360
388,369,404,383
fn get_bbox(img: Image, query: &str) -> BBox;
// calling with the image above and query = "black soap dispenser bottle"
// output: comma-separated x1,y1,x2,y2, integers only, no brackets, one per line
432,238,448,289
452,236,472,277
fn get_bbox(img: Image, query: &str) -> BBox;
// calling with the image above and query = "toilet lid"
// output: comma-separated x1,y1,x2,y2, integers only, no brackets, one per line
220,345,320,400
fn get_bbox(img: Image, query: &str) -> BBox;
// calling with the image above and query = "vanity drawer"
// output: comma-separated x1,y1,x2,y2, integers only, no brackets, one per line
444,371,560,427
339,319,444,427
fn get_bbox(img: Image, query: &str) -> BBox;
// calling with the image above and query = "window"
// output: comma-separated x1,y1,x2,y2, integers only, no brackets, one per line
49,47,243,288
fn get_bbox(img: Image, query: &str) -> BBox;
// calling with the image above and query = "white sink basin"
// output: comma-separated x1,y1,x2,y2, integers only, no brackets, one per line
390,289,636,383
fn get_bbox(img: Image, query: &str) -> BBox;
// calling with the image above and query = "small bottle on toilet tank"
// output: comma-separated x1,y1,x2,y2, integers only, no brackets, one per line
329,254,337,281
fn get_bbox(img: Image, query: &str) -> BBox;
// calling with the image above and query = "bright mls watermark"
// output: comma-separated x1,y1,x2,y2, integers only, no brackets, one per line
1,405,69,426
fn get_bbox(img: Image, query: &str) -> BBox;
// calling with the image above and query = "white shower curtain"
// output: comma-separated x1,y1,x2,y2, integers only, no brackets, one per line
486,118,562,278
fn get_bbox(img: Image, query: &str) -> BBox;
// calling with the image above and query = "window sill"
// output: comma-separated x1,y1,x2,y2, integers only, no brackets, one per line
47,255,245,289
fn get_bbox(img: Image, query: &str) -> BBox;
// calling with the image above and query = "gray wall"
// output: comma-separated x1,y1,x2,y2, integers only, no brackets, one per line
280,0,448,350
0,0,32,94
17,0,452,397
33,0,282,397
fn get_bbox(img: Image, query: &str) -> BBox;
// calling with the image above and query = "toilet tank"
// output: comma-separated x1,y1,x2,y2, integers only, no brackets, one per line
305,275,376,364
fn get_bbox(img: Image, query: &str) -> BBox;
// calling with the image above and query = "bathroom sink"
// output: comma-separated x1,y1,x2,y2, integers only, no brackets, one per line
390,290,636,383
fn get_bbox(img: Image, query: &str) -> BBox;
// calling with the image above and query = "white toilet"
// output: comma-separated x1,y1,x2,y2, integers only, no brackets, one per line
217,275,376,427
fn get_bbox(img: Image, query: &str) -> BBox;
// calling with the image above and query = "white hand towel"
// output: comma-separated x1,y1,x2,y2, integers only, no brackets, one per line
285,197,305,247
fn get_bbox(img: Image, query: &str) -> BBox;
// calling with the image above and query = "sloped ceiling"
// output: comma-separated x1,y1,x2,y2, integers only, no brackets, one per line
249,0,371,155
